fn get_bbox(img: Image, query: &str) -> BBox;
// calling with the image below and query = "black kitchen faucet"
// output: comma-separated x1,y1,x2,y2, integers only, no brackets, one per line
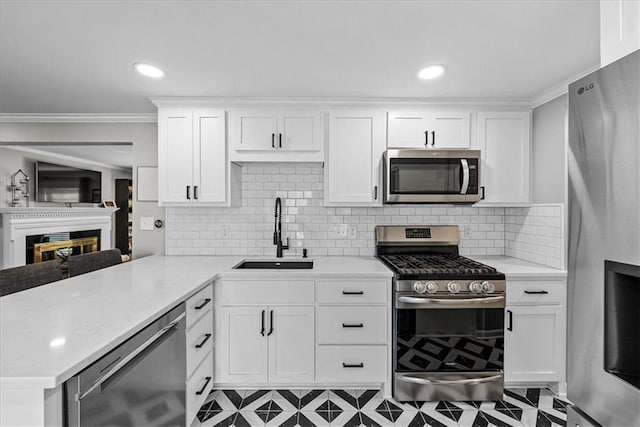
273,197,289,258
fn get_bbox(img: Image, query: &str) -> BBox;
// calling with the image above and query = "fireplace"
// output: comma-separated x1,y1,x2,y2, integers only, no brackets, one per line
25,230,101,264
0,207,117,268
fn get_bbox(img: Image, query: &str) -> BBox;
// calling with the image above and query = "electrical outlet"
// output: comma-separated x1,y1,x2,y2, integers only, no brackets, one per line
221,225,230,238
347,225,357,239
335,224,349,238
463,225,473,238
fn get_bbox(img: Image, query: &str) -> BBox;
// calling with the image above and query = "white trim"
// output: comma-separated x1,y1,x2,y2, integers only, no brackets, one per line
0,114,157,123
1,145,131,172
529,64,600,108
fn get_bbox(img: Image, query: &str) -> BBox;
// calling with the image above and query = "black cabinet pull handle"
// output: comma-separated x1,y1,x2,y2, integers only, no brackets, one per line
481,186,485,200
260,309,265,336
342,323,364,328
432,130,435,146
524,290,549,295
194,185,198,200
267,310,274,336
195,333,212,349
424,130,428,146
272,133,275,148
186,185,191,200
342,291,364,295
374,186,378,200
279,133,282,148
195,377,212,395
507,310,513,331
195,298,211,310
343,363,364,368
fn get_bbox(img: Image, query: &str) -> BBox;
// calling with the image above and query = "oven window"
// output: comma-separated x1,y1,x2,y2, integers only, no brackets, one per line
396,308,504,372
389,158,462,194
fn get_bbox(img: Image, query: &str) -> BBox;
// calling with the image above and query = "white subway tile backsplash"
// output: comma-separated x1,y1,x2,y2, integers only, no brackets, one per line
165,163,565,267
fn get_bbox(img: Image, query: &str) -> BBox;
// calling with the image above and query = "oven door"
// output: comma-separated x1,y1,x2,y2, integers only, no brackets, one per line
393,293,504,401
384,149,480,204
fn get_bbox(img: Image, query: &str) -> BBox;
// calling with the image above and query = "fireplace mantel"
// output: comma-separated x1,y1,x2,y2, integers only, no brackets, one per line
0,207,118,268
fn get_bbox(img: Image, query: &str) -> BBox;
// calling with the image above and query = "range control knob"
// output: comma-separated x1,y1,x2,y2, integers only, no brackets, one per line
425,281,438,294
482,281,496,293
413,281,427,294
447,281,461,294
469,281,484,293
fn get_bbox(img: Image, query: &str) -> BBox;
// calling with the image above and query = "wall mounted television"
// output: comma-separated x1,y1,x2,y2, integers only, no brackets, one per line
35,161,102,203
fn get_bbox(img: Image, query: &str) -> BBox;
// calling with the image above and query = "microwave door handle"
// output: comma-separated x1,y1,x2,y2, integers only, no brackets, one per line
460,159,469,194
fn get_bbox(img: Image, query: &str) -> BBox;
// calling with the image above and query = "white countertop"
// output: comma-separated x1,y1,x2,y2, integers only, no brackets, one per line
0,255,392,389
471,256,567,279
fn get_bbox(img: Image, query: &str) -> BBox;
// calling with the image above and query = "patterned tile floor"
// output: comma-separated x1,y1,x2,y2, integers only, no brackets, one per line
197,387,569,427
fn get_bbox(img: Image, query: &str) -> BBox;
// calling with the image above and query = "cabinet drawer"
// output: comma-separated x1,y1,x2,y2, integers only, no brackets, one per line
507,280,566,305
218,280,315,305
186,349,214,425
317,345,387,382
316,280,388,304
187,309,214,379
317,306,387,344
186,284,213,329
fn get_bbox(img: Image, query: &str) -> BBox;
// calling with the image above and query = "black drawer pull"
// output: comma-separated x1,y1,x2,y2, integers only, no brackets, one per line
507,309,513,331
342,291,364,295
342,323,363,328
194,298,211,310
524,290,549,295
195,333,212,349
195,376,212,395
343,363,364,368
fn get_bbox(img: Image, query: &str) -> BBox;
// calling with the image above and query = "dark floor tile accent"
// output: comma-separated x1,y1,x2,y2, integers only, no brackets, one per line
495,400,523,420
255,410,270,423
480,410,515,427
221,390,244,410
277,389,300,408
300,389,325,408
540,409,566,426
332,389,358,409
421,411,450,427
231,413,251,427
535,410,554,427
449,409,463,422
526,388,541,407
407,412,427,427
278,412,300,427
504,389,536,408
341,412,364,427
360,412,384,427
357,389,380,409
553,398,568,413
256,401,271,413
208,412,236,426
297,412,318,427
464,400,484,409
375,401,394,423
239,389,270,409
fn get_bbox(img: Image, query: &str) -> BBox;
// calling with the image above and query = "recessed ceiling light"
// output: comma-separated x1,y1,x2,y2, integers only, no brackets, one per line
134,63,164,78
418,65,446,80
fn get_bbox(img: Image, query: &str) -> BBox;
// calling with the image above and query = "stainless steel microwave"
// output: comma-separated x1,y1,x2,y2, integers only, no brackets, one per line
383,149,481,204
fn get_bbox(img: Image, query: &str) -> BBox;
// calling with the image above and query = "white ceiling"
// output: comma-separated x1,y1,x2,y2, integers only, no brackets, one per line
0,0,600,115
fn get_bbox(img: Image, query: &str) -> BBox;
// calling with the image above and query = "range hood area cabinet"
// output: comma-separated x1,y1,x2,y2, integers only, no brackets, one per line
229,109,324,162
387,110,471,149
157,108,240,206
324,110,386,206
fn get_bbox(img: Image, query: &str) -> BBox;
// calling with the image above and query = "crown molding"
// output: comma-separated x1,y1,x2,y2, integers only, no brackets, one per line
529,63,600,109
0,114,157,123
1,145,131,172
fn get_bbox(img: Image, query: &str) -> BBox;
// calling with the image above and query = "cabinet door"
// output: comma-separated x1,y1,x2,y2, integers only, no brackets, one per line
267,306,315,383
158,108,194,203
600,0,640,67
278,111,321,152
233,110,278,151
477,111,531,205
194,109,226,203
326,110,385,205
504,305,564,383
219,307,268,383
387,111,430,148
432,111,471,149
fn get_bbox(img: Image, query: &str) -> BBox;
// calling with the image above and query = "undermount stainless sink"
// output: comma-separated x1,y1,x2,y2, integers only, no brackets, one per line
233,259,314,269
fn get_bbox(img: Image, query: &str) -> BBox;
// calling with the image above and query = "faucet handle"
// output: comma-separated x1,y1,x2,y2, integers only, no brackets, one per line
283,237,289,250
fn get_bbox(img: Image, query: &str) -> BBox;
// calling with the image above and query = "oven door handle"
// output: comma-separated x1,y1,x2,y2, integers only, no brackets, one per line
397,374,502,386
460,158,469,194
398,295,504,305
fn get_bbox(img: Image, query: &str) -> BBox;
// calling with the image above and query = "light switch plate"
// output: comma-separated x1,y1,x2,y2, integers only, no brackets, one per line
140,217,154,231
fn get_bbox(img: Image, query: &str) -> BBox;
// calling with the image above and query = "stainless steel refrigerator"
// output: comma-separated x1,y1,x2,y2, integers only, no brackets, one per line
567,49,640,426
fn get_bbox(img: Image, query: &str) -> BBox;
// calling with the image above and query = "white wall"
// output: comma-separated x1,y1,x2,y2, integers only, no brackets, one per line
531,94,567,204
0,122,164,258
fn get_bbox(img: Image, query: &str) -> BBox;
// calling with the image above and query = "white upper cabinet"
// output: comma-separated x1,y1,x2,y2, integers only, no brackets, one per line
601,0,640,67
476,111,531,206
158,108,230,206
387,111,471,149
325,110,386,206
229,109,323,161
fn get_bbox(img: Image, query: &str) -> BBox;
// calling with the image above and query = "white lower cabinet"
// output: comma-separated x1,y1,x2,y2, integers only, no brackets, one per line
504,279,566,386
218,304,315,383
317,345,387,382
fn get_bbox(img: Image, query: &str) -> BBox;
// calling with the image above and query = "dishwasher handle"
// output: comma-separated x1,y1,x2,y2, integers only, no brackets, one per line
78,312,186,401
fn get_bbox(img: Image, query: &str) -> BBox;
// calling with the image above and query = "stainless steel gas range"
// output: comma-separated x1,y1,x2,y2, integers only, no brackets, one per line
376,225,506,402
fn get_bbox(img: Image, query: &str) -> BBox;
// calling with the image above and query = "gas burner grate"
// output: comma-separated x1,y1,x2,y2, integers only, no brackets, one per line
379,254,498,275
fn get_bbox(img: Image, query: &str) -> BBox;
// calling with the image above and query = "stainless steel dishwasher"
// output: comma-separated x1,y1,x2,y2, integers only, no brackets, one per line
65,303,187,427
